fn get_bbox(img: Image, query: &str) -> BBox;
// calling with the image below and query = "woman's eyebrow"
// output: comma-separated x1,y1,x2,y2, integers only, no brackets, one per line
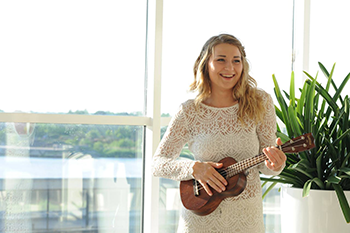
216,55,241,57
216,55,241,59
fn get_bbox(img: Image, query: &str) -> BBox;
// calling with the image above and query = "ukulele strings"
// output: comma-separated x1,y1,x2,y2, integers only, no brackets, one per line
194,137,307,193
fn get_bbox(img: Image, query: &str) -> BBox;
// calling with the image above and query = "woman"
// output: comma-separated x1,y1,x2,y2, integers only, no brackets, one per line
152,34,286,233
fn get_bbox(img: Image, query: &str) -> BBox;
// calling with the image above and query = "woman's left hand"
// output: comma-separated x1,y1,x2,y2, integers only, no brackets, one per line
263,138,287,171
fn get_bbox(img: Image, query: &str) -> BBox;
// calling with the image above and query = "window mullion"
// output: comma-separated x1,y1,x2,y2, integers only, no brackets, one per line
143,0,163,233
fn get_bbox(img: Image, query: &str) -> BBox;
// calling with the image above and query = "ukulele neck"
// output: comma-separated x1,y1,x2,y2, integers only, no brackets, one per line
225,133,315,177
226,153,267,177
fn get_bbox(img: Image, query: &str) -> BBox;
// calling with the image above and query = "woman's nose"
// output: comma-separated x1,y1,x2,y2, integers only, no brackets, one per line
225,62,234,70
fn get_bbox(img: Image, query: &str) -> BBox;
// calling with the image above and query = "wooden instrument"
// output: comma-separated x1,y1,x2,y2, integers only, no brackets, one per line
179,133,315,216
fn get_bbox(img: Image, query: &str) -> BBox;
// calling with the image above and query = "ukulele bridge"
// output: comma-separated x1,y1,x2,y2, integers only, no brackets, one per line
193,179,199,196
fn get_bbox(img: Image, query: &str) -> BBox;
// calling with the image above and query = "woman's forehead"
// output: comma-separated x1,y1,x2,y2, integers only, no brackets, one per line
211,43,241,56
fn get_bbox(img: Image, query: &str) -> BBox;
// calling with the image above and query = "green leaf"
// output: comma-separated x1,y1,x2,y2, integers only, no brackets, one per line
318,62,335,92
343,96,349,133
303,178,325,197
275,105,283,122
288,104,302,136
333,183,350,223
339,168,350,176
333,72,350,103
318,62,335,118
318,62,331,78
273,75,292,136
303,180,313,197
260,177,300,186
333,128,350,145
297,81,308,116
310,80,339,114
261,180,269,188
262,182,278,199
316,151,324,181
327,176,341,184
303,70,317,81
276,132,290,143
290,71,295,107
318,62,341,101
291,165,314,179
341,151,350,168
304,78,316,135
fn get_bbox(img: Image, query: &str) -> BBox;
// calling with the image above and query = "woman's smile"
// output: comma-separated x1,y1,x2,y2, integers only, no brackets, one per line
220,73,235,79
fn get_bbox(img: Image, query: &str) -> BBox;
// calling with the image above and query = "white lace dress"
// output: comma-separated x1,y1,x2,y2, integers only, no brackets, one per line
152,90,283,233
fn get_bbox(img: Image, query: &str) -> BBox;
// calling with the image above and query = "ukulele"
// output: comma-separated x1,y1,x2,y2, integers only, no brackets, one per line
179,133,315,216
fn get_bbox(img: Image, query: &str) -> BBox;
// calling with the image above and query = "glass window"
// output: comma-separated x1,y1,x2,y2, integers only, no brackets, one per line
0,122,143,232
161,0,293,116
158,126,194,233
0,1,147,116
308,0,350,94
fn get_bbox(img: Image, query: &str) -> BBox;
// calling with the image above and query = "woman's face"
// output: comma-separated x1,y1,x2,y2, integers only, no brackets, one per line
207,43,243,94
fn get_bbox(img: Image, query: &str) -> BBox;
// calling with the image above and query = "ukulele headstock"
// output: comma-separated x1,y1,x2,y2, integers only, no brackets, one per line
281,133,315,154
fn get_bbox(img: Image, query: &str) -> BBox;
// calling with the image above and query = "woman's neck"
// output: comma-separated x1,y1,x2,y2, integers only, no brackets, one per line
203,92,237,108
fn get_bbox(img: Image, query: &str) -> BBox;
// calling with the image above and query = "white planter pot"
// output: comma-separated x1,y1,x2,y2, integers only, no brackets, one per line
280,186,350,233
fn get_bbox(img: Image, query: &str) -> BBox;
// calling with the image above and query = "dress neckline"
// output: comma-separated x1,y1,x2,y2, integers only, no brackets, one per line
199,101,239,110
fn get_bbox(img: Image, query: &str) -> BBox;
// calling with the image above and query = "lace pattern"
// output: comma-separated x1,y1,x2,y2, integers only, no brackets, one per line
152,90,283,232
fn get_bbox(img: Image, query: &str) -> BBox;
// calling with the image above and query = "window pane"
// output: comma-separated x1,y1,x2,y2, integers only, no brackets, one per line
309,0,350,94
158,127,193,233
161,0,293,116
0,1,147,115
0,122,143,232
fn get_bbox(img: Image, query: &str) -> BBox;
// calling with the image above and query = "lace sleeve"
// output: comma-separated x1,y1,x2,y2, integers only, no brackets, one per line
256,92,285,175
152,103,196,181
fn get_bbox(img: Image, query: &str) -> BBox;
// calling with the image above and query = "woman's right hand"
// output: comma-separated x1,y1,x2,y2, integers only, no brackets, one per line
192,161,227,196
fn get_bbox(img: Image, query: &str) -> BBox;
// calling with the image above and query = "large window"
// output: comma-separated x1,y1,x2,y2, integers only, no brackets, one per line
0,0,147,115
1,1,349,233
0,1,147,232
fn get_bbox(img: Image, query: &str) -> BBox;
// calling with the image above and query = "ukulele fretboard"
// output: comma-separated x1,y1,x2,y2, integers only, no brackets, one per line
225,154,267,177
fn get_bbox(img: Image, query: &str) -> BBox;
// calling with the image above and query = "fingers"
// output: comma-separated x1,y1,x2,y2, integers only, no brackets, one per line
192,162,227,196
207,162,228,186
212,168,228,186
202,178,224,196
209,162,223,168
263,140,287,171
200,181,213,196
276,137,282,146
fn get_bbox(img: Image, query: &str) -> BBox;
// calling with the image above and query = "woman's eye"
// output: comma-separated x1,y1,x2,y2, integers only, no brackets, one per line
217,58,225,62
234,60,241,63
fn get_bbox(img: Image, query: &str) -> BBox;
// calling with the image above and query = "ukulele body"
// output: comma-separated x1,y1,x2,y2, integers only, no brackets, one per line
179,157,247,216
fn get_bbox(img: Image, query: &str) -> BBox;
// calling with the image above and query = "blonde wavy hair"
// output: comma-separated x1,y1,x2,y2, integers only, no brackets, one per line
189,34,265,124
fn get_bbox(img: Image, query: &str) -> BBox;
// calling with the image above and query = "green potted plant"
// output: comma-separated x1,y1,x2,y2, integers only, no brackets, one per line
261,62,350,231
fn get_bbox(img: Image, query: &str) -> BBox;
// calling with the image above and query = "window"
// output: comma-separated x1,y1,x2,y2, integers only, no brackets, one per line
1,1,346,233
0,1,148,232
159,1,293,232
308,0,350,93
0,0,147,115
